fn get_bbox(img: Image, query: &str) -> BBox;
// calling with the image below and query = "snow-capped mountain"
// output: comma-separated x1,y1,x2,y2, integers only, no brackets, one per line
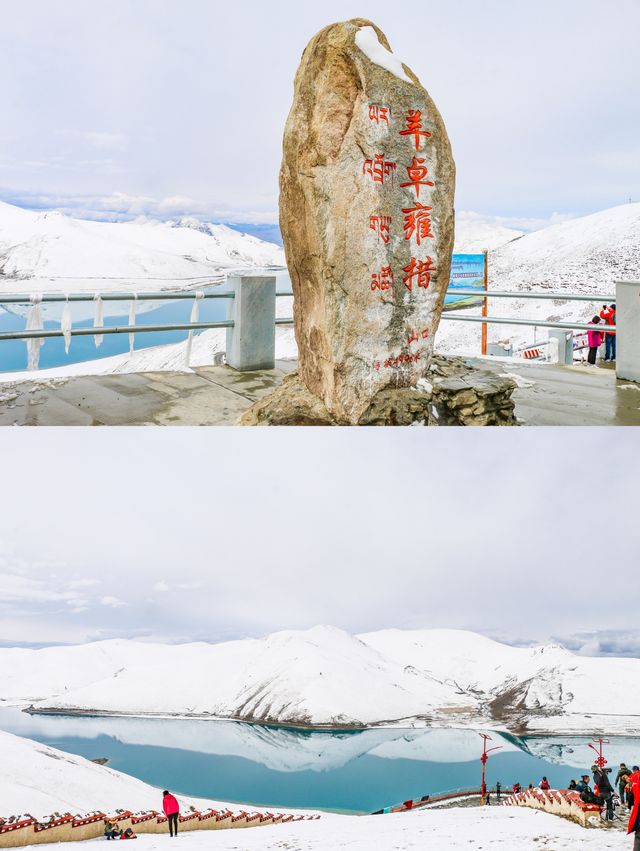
453,213,524,253
1,626,639,736
0,201,285,293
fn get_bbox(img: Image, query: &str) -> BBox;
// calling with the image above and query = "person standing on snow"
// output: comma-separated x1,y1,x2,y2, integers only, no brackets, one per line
539,777,551,791
587,316,605,366
592,765,614,821
617,763,632,807
496,781,501,800
600,304,616,362
162,791,180,837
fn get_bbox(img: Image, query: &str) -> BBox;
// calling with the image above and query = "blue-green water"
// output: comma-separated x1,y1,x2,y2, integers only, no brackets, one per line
2,709,637,813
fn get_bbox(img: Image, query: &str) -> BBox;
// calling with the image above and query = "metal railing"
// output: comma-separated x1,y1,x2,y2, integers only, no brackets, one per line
0,282,619,368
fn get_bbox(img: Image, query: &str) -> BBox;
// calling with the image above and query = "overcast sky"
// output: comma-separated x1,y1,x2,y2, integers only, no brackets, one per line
1,0,638,226
0,428,637,656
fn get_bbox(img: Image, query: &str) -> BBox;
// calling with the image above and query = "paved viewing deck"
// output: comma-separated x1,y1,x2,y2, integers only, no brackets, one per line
0,358,638,426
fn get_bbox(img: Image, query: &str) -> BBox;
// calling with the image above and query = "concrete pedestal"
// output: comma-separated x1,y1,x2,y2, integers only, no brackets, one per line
616,281,640,383
226,276,276,371
548,329,574,365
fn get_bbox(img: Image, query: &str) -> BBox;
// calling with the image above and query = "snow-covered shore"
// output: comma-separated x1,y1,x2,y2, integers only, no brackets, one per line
2,627,639,736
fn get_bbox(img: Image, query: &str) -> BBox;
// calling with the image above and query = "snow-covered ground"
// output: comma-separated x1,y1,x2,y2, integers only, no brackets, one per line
0,202,284,294
0,729,628,850
1,626,639,735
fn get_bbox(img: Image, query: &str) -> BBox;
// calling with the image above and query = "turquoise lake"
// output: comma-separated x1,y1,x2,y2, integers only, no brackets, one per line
2,709,638,813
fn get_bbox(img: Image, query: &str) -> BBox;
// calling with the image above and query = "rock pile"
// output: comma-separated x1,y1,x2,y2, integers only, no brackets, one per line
239,356,518,426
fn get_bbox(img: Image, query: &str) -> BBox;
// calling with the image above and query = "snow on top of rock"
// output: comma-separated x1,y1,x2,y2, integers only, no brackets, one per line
355,26,413,84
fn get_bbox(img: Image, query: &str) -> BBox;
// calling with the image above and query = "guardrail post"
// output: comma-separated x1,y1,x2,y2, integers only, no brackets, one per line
225,275,276,371
616,281,640,383
548,329,573,365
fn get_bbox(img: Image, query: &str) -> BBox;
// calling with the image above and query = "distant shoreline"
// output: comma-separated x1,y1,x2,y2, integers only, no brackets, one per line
20,705,640,739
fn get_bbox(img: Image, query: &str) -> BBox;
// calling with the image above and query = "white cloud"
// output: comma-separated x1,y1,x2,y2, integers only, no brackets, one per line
153,581,170,593
100,596,128,609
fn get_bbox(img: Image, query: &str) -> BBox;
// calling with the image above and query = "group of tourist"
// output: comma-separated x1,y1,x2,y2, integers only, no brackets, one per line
586,303,617,366
104,791,180,841
493,762,640,849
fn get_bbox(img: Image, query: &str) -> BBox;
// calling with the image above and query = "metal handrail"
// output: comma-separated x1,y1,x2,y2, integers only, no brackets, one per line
439,315,616,333
0,292,234,304
445,289,615,302
0,321,234,342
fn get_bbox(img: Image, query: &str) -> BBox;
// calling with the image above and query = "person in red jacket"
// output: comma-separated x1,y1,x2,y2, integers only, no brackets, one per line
600,303,616,362
539,776,551,791
162,791,180,837
628,769,640,851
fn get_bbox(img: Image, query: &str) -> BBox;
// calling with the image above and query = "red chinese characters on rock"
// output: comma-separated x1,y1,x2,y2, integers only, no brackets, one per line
407,328,430,345
402,203,433,246
399,110,432,151
368,104,391,126
369,215,392,244
403,257,437,291
400,157,434,199
363,155,397,185
373,351,423,371
371,266,394,292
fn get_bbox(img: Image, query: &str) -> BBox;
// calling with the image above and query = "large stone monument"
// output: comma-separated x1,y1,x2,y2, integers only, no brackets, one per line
240,19,517,426
282,18,455,424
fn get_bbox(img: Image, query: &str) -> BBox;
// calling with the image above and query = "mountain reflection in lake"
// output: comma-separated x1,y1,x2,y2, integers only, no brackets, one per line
1,709,638,813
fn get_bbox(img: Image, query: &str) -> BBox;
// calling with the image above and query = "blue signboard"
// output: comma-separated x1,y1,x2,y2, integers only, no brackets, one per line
444,254,486,310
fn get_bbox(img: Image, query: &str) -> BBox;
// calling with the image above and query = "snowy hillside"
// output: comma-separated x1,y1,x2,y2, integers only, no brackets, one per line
0,202,285,294
0,728,217,819
437,203,640,355
453,212,524,253
1,730,626,851
2,626,639,735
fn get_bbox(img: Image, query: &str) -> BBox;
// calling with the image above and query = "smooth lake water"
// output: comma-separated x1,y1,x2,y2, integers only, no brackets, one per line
2,709,639,813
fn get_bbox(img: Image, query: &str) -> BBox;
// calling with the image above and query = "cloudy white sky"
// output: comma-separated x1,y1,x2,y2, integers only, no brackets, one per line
1,0,638,226
0,428,637,656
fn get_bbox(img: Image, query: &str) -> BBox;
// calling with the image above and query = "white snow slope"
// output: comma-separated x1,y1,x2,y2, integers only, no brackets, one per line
2,626,639,735
0,202,284,293
0,728,230,819
453,212,524,253
437,202,640,355
0,729,627,850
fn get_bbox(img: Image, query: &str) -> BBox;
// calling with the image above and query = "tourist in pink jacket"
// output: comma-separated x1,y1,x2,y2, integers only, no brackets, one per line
162,791,180,837
587,316,604,366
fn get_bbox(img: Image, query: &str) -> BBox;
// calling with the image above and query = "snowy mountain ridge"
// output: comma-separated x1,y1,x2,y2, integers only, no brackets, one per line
0,201,285,293
1,626,638,736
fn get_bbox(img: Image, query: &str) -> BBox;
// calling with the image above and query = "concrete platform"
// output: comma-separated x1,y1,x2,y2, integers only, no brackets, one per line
0,358,638,426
